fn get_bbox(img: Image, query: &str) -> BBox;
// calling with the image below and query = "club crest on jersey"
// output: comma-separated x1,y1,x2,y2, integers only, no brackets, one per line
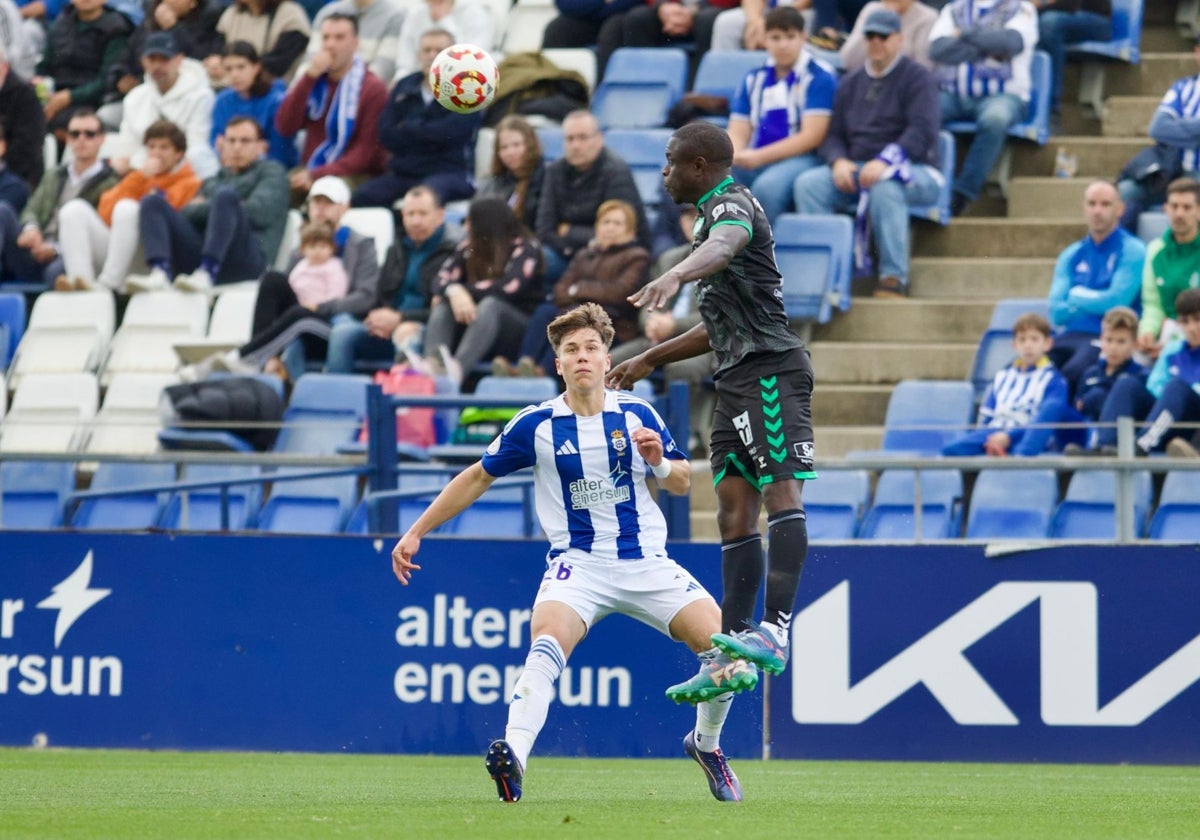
610,429,627,453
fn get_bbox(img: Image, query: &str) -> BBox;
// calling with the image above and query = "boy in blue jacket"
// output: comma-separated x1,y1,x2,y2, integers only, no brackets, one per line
1064,306,1147,453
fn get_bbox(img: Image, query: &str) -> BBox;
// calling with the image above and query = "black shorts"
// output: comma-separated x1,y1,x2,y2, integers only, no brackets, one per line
709,348,816,489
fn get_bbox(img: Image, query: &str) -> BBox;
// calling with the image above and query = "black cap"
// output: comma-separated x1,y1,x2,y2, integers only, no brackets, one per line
141,32,182,59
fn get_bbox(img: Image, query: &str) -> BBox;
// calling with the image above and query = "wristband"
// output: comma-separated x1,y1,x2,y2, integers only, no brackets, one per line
650,459,672,479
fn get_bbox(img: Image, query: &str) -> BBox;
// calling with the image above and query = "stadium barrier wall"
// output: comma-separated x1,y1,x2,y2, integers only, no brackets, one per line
0,533,1197,764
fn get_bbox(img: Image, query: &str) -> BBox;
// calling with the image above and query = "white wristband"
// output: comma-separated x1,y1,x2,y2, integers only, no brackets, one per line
650,459,672,479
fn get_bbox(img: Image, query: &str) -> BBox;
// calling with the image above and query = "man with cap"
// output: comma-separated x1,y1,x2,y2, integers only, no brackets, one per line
110,31,218,179
792,7,941,298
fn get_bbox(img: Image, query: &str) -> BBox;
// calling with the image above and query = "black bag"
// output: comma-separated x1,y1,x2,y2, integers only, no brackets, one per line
1118,143,1183,194
164,377,284,451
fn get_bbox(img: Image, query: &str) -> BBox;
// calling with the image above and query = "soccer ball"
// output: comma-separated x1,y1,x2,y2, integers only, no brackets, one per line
429,44,498,114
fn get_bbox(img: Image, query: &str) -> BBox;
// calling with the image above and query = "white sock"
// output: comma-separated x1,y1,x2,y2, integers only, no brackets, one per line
694,692,734,753
504,634,565,770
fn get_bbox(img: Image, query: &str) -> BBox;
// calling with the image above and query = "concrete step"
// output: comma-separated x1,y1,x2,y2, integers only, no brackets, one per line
810,341,976,383
1140,23,1194,53
909,257,1055,298
1006,177,1091,218
812,383,893,427
913,218,1080,258
813,299,993,343
1102,95,1158,137
1089,52,1196,98
1011,136,1148,178
816,425,885,459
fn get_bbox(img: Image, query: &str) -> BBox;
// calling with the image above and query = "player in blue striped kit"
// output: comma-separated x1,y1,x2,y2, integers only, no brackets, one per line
392,303,757,804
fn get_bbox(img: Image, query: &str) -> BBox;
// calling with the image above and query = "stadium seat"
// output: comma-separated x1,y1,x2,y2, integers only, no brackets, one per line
69,462,176,530
1146,468,1200,541
0,372,99,454
600,129,674,214
858,469,964,540
803,469,871,540
160,463,263,531
1137,211,1168,243
340,208,395,266
541,48,597,92
536,125,564,163
969,298,1052,399
1049,469,1152,539
965,468,1059,539
878,379,976,455
84,372,179,456
156,373,286,453
0,370,5,421
100,290,209,385
908,131,956,225
498,2,557,54
476,374,558,404
691,50,768,127
0,291,26,370
456,476,537,538
771,213,852,324
273,373,371,455
256,471,360,534
0,460,75,529
592,48,688,130
1069,0,1144,115
944,50,1052,146
274,210,303,270
7,290,115,389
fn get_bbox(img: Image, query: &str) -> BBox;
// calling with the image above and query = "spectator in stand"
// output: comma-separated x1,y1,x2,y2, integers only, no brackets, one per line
180,176,380,382
1138,177,1200,361
727,7,835,220
0,124,31,217
1047,179,1144,392
276,12,387,202
838,0,936,71
942,311,1072,456
536,109,649,282
0,109,117,288
129,115,289,293
35,0,133,133
211,41,296,168
1036,0,1111,119
616,0,736,80
0,0,38,80
541,0,640,71
109,32,218,179
929,0,1038,217
308,0,406,84
211,0,310,86
792,8,941,298
1061,305,1147,454
476,115,545,232
58,119,200,291
326,184,458,372
106,0,225,112
351,27,477,209
286,221,349,308
0,43,46,187
421,197,544,385
502,199,649,378
391,0,493,83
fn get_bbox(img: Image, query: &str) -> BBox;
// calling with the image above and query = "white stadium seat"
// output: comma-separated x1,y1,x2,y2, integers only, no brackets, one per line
84,372,179,456
7,291,115,389
341,208,395,265
0,372,99,454
100,290,209,385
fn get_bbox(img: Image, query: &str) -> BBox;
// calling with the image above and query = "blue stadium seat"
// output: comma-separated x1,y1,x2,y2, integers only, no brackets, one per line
0,292,26,370
771,213,852,323
0,461,74,528
603,128,674,213
256,471,360,534
273,373,371,455
1147,468,1200,541
944,50,1052,145
1049,469,1152,539
880,380,977,455
1066,0,1142,63
908,131,955,225
592,48,689,130
536,126,563,163
70,462,176,530
858,469,963,540
160,464,263,531
1137,211,1168,243
803,469,870,540
157,373,287,453
691,49,768,126
965,468,1059,539
456,477,537,538
475,374,558,404
969,299,1052,400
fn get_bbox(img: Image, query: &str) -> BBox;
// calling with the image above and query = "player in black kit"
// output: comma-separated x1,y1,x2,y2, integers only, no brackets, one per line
607,121,814,703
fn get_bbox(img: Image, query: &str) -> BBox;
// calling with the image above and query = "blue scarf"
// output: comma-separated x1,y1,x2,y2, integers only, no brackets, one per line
938,0,1023,87
306,57,367,170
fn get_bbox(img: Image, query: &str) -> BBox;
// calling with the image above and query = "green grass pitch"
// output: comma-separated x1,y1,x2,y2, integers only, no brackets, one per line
2,748,1199,839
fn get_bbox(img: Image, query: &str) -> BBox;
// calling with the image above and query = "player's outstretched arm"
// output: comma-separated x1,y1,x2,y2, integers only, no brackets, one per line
392,462,496,585
628,225,750,311
607,323,712,391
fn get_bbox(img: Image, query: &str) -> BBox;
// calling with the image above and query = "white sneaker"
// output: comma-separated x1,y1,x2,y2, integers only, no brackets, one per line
211,348,257,375
124,268,170,294
438,344,462,386
175,268,213,294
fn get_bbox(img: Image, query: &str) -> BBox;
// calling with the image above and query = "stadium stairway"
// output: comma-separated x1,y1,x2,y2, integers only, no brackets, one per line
689,2,1192,540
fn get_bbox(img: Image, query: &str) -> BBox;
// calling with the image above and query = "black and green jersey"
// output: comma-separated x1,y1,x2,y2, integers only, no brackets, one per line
691,177,803,377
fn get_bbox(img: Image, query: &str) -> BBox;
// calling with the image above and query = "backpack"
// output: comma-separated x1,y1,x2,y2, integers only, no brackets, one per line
359,365,437,448
452,405,521,444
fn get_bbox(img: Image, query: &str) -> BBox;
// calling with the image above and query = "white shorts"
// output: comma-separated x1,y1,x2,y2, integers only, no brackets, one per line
533,551,714,639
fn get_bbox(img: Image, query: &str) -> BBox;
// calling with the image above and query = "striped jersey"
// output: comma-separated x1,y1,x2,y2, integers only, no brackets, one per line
979,356,1068,429
1157,74,1200,172
480,390,687,562
729,50,837,150
928,0,1038,101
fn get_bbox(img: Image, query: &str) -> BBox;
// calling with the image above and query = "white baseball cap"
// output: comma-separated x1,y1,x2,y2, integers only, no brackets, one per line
309,176,351,205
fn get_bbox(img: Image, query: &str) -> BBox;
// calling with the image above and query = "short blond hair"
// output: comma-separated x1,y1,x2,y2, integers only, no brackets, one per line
1012,312,1052,338
1101,306,1138,335
547,302,616,351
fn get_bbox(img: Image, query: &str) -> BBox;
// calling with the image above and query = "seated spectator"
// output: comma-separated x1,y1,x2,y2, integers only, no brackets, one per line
476,114,545,232
107,0,225,110
1,109,117,288
503,199,649,377
211,41,296,169
0,0,38,87
929,0,1038,216
792,8,941,298
391,0,493,83
0,44,46,188
942,311,1072,457
1138,178,1200,361
1062,305,1146,454
308,0,406,84
1037,0,1111,119
58,119,200,291
541,0,639,70
728,7,835,220
0,125,28,214
180,176,380,381
421,197,543,384
351,27,478,209
838,0,936,72
326,184,458,373
36,0,133,134
212,0,310,86
109,32,218,179
616,0,735,80
536,110,649,281
130,115,288,293
276,12,387,202
1047,179,1144,391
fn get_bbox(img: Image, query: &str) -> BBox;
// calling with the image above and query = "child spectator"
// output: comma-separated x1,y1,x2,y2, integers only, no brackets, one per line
210,41,296,168
942,312,1071,457
1063,306,1147,454
289,221,349,309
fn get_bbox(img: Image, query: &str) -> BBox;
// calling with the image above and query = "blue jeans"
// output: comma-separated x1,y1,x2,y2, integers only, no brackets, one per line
1039,10,1112,111
942,397,1083,457
734,153,820,220
792,162,941,284
140,188,266,282
324,313,398,373
941,92,1027,201
1136,377,1200,452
